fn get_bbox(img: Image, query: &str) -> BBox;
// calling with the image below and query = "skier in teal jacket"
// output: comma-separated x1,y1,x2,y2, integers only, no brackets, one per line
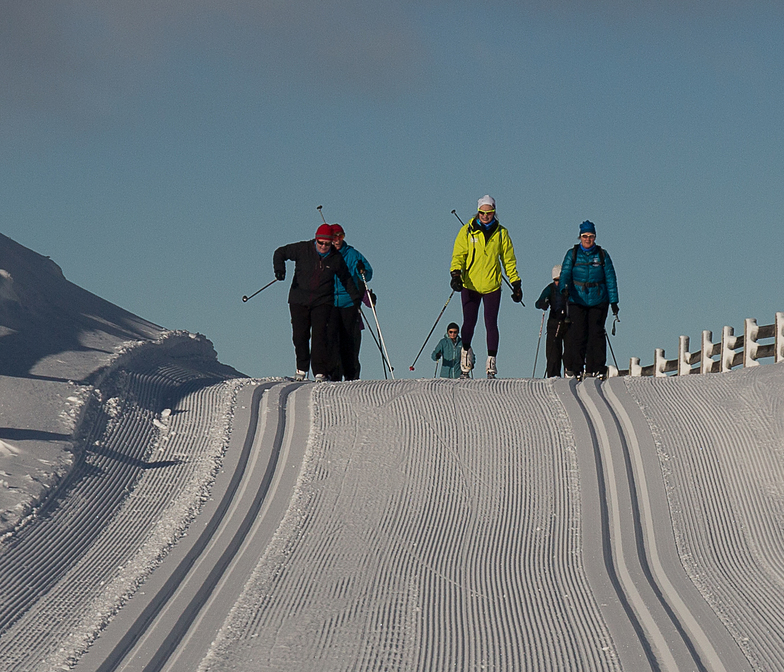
431,323,464,379
330,224,373,380
558,220,619,378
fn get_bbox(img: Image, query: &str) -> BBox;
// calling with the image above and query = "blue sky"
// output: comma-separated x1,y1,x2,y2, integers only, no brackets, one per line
2,1,782,379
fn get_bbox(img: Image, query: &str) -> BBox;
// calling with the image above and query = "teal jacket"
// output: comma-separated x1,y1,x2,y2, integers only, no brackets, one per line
559,244,618,307
335,243,373,309
432,334,462,378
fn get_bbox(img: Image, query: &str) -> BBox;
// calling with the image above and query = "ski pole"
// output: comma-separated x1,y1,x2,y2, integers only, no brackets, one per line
409,290,455,371
532,311,545,378
360,307,389,379
361,307,388,379
242,278,278,303
434,359,440,378
317,204,328,224
360,271,395,379
605,330,620,370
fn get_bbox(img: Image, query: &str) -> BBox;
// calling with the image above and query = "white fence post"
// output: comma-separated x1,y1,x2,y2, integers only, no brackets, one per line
678,335,691,375
654,349,667,377
630,357,641,376
701,330,714,374
777,312,784,364
721,325,737,372
744,318,760,368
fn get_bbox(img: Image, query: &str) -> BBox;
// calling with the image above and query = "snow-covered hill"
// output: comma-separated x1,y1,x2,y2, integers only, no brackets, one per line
0,232,241,534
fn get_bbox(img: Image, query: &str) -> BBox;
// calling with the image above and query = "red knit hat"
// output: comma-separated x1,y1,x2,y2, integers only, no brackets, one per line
331,223,345,236
315,224,333,241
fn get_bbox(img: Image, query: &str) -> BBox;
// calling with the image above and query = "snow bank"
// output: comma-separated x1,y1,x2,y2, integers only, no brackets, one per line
0,232,242,538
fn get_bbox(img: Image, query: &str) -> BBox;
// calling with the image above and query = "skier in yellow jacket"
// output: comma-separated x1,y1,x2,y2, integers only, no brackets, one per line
450,195,522,378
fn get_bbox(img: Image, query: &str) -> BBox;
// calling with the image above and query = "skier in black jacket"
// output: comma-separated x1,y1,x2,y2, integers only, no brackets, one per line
534,264,568,377
273,224,362,381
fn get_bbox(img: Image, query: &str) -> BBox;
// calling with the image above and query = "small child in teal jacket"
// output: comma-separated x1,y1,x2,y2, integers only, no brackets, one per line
432,323,463,378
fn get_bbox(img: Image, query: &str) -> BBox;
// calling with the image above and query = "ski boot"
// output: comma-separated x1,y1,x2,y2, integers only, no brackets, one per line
460,346,474,379
486,355,497,379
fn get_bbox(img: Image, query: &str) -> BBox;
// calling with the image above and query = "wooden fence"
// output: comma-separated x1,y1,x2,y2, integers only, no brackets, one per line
609,312,784,377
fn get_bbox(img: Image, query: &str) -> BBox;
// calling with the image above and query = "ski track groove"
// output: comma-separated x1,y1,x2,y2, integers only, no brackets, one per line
624,366,784,670
0,364,238,671
202,378,618,671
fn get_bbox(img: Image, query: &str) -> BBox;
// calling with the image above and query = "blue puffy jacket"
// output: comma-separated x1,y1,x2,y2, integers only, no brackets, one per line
559,244,618,307
335,243,373,309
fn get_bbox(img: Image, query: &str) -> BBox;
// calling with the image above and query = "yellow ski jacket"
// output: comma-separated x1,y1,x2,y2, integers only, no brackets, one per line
450,218,520,294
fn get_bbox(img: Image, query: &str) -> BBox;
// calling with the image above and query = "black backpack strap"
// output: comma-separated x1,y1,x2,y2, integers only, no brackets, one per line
572,244,604,266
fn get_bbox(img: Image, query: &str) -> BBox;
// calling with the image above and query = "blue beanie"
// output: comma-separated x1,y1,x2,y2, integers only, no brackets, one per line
579,220,596,236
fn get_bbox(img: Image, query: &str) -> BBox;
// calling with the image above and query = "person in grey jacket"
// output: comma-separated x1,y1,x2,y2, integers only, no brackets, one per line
558,220,619,378
431,323,463,378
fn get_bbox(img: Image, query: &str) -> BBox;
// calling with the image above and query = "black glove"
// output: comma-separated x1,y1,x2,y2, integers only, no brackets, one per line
450,270,463,292
611,303,619,316
275,269,285,282
511,280,523,303
369,290,377,306
356,260,366,274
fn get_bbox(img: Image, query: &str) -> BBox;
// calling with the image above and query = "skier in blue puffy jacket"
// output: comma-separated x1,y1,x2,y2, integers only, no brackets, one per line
329,224,373,380
558,220,619,378
431,323,463,378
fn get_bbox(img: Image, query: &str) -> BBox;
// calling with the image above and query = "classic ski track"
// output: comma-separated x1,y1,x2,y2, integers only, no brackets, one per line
572,377,752,672
0,363,240,671
201,379,620,671
68,379,310,672
624,367,784,671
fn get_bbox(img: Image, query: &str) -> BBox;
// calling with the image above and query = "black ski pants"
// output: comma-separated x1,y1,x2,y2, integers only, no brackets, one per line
289,303,334,376
545,316,566,378
564,303,609,375
328,305,362,381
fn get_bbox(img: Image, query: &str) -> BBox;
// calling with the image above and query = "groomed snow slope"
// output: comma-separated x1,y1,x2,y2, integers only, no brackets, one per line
625,368,784,670
194,368,782,672
201,378,617,671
